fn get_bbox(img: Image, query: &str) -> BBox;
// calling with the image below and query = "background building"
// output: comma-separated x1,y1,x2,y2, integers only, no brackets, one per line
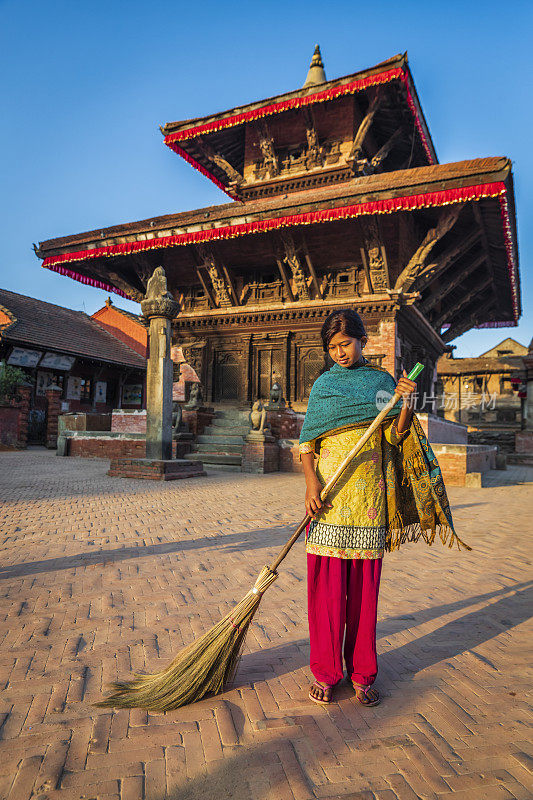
0,288,146,444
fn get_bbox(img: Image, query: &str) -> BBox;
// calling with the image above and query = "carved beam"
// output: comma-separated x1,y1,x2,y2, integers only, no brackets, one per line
472,203,499,301
420,252,486,315
301,236,323,298
196,137,245,189
360,220,390,292
414,229,481,295
195,244,233,308
259,124,279,178
194,267,216,309
370,127,402,171
441,297,494,343
87,261,144,302
220,263,240,306
433,275,492,329
275,257,295,302
347,89,382,170
302,108,322,168
394,205,463,292
280,231,310,300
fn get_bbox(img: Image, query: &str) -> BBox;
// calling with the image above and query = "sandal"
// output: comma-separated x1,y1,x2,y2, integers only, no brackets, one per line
308,681,334,705
351,682,380,706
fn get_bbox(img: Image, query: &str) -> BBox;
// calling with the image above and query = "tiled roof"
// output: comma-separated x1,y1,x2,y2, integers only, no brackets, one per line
0,289,146,369
437,355,525,374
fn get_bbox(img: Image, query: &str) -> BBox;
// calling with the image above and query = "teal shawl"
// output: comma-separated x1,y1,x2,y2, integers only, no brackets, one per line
299,358,403,445
300,359,470,553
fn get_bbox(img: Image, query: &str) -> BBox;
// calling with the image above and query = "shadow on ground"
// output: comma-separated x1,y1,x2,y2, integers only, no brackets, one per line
227,581,533,691
0,526,292,580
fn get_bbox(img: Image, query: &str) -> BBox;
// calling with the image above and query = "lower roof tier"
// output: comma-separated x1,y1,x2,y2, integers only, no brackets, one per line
36,157,520,339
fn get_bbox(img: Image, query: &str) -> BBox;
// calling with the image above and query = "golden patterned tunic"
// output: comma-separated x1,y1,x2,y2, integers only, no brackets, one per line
300,418,408,559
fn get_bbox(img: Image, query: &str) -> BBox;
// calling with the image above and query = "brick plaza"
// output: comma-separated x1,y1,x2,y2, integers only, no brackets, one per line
0,450,532,800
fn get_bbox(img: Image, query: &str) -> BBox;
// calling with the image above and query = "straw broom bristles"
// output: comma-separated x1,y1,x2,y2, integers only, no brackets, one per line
95,565,278,711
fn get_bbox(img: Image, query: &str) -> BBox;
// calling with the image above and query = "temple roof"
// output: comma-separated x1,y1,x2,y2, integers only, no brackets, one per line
0,288,146,369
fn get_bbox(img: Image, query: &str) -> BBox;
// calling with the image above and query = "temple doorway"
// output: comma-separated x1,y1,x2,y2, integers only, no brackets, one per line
254,346,283,401
213,351,241,402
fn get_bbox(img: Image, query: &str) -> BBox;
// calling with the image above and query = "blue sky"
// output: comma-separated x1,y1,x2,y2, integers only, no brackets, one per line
0,0,531,356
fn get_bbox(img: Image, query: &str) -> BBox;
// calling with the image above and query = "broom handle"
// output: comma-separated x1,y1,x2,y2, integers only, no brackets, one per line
268,363,425,573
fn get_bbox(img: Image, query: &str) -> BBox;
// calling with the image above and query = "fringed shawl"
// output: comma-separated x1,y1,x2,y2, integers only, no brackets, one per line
301,361,470,553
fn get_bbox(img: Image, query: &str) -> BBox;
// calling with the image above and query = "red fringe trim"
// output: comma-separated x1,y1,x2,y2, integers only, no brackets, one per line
45,264,132,299
163,67,435,196
42,181,518,323
167,142,241,201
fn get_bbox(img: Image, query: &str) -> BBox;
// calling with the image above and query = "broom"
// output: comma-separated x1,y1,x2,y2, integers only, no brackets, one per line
96,363,425,711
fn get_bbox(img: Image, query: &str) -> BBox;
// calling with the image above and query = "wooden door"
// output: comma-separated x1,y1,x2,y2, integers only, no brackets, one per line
213,351,241,402
256,348,283,400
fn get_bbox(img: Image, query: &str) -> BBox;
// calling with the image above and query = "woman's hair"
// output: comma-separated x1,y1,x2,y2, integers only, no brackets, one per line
320,308,367,352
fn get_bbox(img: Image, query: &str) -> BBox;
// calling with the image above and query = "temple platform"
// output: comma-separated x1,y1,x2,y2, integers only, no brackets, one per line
107,457,206,480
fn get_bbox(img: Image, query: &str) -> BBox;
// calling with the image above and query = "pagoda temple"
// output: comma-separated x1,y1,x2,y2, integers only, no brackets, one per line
36,49,521,411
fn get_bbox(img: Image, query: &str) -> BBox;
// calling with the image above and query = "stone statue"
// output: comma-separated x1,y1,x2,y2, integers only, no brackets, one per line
185,382,203,410
172,401,183,434
250,400,268,432
270,382,282,405
145,266,173,301
266,378,286,410
247,399,273,442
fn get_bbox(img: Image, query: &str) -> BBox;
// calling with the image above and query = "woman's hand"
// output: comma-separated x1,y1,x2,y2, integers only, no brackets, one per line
305,474,332,518
396,369,417,407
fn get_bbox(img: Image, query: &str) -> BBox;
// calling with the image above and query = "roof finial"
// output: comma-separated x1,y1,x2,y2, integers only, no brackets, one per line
303,44,327,88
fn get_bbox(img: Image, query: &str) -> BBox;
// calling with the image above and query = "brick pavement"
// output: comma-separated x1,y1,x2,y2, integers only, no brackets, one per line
0,449,532,800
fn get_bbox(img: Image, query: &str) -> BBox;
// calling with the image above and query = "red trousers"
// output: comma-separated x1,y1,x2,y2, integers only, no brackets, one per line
307,553,382,687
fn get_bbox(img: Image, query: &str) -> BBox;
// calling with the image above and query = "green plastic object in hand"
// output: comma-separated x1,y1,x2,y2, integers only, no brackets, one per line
407,362,424,381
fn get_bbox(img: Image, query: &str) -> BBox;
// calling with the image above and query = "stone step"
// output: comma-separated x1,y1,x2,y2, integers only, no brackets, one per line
204,425,250,436
203,463,242,472
210,415,250,427
193,442,243,454
188,452,242,466
507,453,533,466
197,434,246,445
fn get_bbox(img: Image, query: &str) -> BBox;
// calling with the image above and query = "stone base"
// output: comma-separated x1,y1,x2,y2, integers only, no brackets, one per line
416,413,467,444
182,407,215,436
242,439,279,473
266,408,302,439
431,443,497,486
515,431,533,454
107,458,207,480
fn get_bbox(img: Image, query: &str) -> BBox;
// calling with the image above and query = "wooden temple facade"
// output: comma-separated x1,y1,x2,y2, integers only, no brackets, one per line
36,49,521,411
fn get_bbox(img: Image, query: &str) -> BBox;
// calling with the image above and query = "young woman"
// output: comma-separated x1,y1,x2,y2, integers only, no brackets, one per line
299,309,463,706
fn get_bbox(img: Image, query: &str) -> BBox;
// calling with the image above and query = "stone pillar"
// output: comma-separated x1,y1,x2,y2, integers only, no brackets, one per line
140,268,179,461
45,385,63,449
16,383,32,449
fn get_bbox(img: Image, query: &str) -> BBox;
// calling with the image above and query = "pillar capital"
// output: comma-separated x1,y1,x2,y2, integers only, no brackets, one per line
140,296,179,321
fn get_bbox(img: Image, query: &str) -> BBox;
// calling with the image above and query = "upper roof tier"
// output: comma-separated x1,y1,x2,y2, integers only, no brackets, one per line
161,52,437,201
